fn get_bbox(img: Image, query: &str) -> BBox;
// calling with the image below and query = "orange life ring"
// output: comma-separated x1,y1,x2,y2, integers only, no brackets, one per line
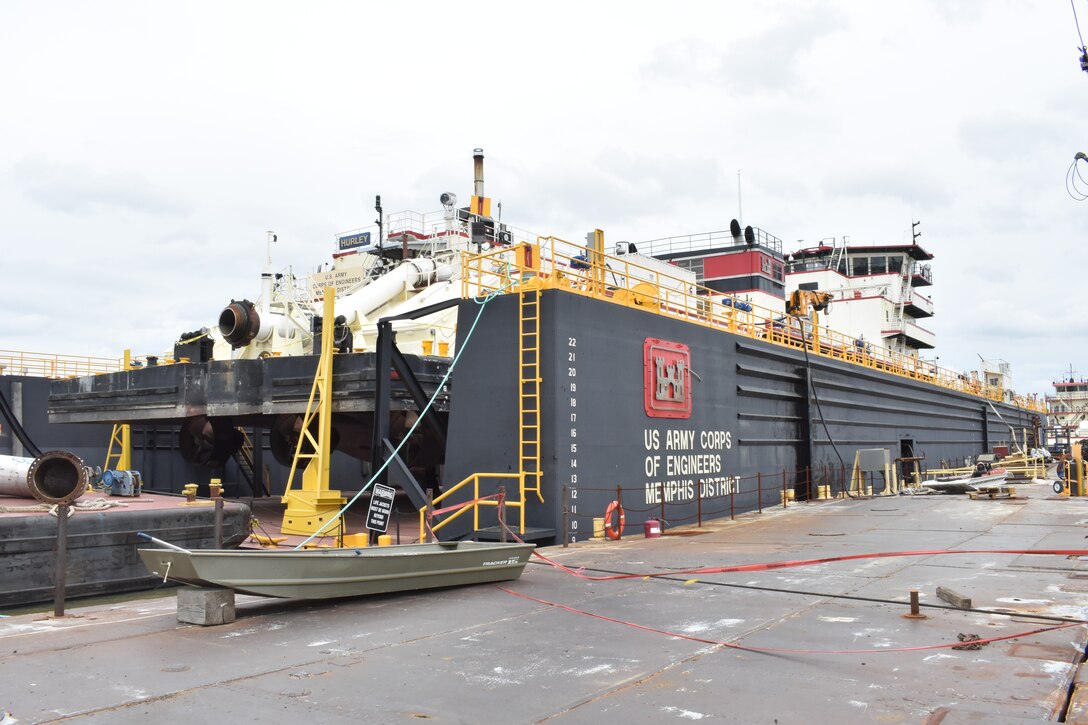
604,500,625,540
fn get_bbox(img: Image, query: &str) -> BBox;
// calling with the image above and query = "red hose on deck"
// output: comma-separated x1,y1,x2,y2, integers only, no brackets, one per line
529,547,1088,581
497,586,1083,656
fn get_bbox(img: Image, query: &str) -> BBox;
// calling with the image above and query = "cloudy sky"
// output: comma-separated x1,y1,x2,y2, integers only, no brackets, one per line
1,1,1084,396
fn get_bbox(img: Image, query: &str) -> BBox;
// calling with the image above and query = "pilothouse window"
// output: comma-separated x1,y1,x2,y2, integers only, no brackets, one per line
674,257,704,284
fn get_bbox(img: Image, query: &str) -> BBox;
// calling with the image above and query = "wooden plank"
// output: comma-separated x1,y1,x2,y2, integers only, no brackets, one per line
936,586,972,609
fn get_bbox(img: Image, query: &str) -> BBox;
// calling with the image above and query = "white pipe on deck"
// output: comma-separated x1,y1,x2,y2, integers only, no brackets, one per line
0,454,35,497
335,258,450,326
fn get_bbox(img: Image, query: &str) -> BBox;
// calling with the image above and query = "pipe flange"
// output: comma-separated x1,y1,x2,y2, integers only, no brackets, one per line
219,299,261,348
27,450,88,505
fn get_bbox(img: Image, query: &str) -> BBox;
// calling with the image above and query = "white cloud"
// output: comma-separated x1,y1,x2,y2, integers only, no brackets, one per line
0,0,1083,396
13,156,194,216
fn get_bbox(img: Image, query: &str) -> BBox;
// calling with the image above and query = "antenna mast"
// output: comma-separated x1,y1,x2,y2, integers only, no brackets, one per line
737,169,742,224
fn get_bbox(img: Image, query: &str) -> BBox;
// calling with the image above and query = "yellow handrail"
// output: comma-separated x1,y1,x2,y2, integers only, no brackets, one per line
461,240,1047,414
0,349,123,378
237,427,255,469
419,472,524,541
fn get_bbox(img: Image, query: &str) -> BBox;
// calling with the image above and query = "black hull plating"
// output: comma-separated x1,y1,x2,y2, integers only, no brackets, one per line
442,290,1033,544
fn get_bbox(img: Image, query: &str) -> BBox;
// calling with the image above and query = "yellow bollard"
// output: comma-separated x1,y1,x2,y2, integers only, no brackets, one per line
438,341,450,356
340,533,369,548
378,534,392,546
592,517,605,540
421,340,434,355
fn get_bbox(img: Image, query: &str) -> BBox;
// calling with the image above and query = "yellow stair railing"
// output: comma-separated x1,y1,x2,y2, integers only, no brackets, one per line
235,427,266,494
419,472,525,541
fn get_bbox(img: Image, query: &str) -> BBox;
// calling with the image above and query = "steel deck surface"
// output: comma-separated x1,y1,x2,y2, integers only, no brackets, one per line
3,484,1087,724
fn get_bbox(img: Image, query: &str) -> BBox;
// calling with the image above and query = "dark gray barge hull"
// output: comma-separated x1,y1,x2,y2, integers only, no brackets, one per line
0,494,251,609
440,289,1037,544
45,352,452,495
47,351,450,423
40,289,1036,547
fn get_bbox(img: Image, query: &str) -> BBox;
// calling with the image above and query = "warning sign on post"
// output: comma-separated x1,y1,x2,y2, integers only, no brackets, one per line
365,484,396,533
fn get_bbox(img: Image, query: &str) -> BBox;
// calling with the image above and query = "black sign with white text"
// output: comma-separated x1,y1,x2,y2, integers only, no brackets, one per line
365,483,396,533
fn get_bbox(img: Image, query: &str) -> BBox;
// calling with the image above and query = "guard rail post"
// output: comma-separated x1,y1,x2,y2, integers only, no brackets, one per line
424,489,434,543
562,485,569,548
214,498,224,548
696,479,703,527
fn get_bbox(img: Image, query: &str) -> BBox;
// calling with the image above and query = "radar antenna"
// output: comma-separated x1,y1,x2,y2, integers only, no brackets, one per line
1073,0,1088,75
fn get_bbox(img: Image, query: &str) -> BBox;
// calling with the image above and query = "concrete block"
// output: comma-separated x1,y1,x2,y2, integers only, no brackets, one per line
177,586,236,626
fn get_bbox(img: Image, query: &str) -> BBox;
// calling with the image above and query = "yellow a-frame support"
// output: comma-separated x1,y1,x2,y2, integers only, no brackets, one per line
280,288,347,535
103,349,133,471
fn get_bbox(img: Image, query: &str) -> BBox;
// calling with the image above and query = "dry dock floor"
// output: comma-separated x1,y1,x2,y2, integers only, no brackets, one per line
3,484,1088,724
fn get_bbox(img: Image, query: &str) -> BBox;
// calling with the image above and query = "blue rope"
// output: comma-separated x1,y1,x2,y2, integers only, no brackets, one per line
294,275,519,548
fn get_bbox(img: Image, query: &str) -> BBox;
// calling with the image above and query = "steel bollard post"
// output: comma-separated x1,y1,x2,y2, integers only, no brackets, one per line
53,504,69,617
214,497,224,548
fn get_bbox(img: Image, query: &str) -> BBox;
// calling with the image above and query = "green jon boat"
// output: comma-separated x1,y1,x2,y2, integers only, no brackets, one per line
138,540,536,600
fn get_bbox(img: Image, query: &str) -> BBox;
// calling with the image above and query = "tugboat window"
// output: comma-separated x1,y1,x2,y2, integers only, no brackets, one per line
870,256,887,274
852,257,868,276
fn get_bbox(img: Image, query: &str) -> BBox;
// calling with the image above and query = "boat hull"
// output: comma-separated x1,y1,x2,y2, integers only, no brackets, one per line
138,540,535,599
924,470,1009,493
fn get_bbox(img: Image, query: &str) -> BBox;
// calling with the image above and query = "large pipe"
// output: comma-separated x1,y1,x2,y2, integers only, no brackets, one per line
219,298,262,347
218,298,289,348
335,258,450,327
220,258,450,350
0,454,36,497
28,450,89,504
1,451,88,504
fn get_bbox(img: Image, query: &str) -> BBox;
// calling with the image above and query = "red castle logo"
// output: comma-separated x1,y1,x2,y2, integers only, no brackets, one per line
644,338,691,418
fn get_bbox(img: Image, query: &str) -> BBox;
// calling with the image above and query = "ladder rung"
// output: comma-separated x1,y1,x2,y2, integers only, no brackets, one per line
518,293,541,519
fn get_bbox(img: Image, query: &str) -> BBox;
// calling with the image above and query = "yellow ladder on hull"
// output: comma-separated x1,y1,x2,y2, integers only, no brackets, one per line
519,287,543,507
